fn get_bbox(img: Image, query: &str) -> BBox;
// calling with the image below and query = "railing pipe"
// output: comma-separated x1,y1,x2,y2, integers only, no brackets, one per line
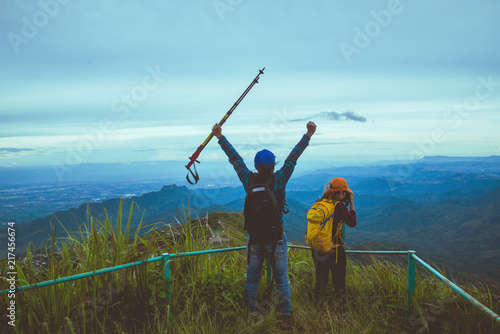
346,250,409,255
170,246,246,258
412,253,500,325
287,244,409,254
1,255,163,293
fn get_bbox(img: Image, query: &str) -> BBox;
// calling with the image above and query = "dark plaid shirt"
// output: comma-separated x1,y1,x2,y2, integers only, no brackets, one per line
218,134,310,223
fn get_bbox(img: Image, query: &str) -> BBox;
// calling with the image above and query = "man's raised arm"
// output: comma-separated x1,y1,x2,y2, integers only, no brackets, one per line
276,121,317,184
212,123,252,190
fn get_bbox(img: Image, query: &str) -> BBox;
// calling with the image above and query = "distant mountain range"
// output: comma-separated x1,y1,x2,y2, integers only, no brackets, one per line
7,185,211,257
288,155,500,195
2,156,499,282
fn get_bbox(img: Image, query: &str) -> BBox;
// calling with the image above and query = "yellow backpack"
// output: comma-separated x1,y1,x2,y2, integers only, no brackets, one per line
305,199,344,255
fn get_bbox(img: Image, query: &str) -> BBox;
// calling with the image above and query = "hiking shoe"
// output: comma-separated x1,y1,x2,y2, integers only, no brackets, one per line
278,313,293,331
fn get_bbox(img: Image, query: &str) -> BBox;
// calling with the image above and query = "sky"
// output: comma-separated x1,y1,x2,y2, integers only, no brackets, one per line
1,0,500,180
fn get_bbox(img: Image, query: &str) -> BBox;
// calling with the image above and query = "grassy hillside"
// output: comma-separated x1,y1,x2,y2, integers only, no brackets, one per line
1,203,498,333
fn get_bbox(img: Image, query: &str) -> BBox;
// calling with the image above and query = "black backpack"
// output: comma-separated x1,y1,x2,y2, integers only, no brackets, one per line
244,173,283,249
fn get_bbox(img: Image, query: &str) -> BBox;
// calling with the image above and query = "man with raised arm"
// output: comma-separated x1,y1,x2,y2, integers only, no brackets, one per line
212,121,316,330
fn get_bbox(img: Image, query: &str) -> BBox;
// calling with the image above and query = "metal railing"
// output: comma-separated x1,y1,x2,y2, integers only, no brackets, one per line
1,245,499,325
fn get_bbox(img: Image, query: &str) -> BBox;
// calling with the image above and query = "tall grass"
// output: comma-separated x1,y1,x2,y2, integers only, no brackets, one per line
1,200,499,333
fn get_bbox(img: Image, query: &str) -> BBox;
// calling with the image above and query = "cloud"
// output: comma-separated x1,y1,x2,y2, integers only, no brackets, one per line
0,148,35,153
338,110,367,122
289,110,367,123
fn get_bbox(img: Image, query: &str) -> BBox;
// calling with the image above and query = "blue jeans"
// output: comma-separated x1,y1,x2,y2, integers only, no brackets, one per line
244,232,291,315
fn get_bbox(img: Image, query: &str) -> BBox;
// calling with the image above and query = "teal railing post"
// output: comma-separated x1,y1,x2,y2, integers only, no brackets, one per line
406,250,416,315
162,253,171,304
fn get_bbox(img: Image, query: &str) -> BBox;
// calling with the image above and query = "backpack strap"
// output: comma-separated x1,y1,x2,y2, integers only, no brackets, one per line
332,218,344,264
320,213,335,229
318,199,338,229
265,173,281,264
247,172,254,192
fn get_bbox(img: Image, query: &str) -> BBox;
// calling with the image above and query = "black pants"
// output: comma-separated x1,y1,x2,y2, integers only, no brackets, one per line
311,246,346,301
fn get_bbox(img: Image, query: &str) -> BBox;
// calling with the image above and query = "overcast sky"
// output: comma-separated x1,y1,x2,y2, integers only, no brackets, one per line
1,0,500,176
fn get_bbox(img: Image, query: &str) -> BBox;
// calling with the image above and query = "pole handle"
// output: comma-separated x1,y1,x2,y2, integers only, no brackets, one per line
186,161,200,185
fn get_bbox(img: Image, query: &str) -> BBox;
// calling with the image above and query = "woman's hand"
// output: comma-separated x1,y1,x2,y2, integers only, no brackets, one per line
349,192,355,211
212,123,222,139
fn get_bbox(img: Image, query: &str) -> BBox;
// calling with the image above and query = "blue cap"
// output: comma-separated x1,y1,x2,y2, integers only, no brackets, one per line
254,149,276,169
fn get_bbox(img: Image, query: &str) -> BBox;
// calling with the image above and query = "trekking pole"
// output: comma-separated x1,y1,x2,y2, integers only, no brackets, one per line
185,67,265,185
